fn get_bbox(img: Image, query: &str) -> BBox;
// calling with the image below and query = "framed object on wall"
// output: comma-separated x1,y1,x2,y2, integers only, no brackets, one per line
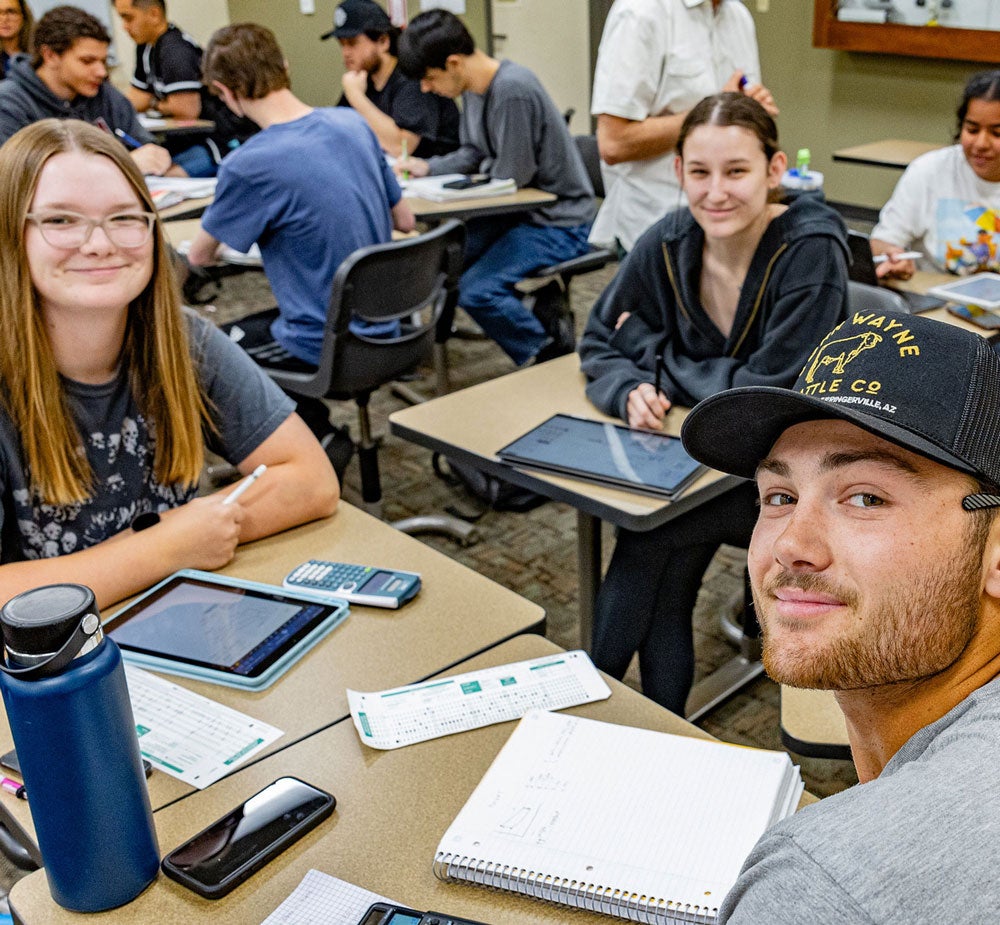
813,0,1000,63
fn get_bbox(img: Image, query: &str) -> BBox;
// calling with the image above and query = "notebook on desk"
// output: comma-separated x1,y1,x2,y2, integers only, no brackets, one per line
433,710,803,924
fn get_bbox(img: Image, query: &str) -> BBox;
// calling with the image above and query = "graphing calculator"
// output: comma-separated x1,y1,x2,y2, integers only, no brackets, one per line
357,903,492,925
283,560,421,609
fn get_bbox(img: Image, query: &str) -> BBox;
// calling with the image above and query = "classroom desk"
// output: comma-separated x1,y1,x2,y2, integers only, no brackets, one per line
890,270,1000,340
832,139,941,169
405,187,555,223
8,634,814,925
0,503,544,863
139,116,215,139
389,354,745,719
781,687,851,761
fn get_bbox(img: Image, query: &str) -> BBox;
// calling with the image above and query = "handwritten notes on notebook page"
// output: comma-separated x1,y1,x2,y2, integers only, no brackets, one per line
433,710,803,923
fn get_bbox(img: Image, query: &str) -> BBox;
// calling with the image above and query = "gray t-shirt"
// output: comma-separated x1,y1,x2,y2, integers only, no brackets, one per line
719,675,1000,924
427,59,594,228
0,311,293,562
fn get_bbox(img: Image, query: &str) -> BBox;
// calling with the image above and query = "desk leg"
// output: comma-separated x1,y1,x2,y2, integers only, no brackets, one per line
576,511,601,652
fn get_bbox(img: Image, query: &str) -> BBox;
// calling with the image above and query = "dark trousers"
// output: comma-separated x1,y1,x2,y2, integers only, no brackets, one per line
220,309,332,438
591,481,760,714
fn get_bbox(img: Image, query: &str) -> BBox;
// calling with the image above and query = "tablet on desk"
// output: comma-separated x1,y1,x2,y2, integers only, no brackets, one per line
497,413,705,499
927,272,1000,310
105,570,349,690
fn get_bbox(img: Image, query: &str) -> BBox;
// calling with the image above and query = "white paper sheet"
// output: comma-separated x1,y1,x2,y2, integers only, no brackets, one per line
260,869,398,925
348,650,611,749
125,665,283,788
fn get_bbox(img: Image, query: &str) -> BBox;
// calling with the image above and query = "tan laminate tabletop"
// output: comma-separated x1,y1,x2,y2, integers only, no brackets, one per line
390,353,732,529
0,503,543,845
10,634,814,925
404,186,555,222
832,139,942,169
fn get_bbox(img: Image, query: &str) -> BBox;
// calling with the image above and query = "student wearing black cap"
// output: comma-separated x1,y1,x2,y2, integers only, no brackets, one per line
681,312,1000,923
324,0,458,159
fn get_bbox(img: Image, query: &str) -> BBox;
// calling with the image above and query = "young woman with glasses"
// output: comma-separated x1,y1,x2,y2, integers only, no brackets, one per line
0,118,338,608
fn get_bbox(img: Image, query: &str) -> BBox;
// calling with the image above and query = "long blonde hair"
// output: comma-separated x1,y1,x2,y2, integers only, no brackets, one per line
0,118,209,504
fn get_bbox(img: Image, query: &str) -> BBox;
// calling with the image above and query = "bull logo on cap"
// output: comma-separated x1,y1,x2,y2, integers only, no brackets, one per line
804,331,882,384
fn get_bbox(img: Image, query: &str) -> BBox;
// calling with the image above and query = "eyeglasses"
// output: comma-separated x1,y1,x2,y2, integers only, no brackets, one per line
26,211,157,249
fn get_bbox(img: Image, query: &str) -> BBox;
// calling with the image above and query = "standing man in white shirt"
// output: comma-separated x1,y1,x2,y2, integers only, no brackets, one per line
590,0,778,252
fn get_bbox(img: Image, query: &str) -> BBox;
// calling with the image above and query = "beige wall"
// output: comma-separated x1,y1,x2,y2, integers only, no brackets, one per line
749,0,979,209
224,0,491,108
108,0,230,91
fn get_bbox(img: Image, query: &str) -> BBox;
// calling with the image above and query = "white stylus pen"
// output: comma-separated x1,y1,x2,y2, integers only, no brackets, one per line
873,251,923,264
223,464,267,505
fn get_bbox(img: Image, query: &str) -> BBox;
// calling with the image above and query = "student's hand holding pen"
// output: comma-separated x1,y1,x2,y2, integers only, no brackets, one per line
725,71,779,117
394,154,429,178
627,383,671,430
874,248,918,281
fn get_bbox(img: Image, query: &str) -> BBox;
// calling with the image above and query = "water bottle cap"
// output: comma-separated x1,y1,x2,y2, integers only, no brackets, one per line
1,584,98,657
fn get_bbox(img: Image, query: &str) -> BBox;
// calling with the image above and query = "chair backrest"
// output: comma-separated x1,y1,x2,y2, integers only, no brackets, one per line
847,279,910,315
267,219,466,400
574,134,605,199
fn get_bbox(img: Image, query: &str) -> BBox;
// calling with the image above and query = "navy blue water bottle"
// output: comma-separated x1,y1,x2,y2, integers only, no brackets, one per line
0,584,159,911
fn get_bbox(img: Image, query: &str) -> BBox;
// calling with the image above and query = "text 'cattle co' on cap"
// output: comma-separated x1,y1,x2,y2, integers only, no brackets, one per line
321,0,392,40
680,310,1000,488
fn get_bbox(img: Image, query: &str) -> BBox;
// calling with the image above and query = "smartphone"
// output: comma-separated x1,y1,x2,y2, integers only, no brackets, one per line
442,174,492,190
947,303,1000,329
161,777,335,899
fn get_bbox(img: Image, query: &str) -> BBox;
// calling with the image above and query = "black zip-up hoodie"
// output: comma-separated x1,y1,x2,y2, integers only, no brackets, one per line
579,192,850,420
0,54,153,147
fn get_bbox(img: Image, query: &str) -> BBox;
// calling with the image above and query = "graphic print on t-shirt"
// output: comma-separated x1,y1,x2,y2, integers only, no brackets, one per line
935,198,1000,275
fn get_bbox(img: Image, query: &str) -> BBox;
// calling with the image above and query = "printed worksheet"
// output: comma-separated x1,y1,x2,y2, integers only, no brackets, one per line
347,650,611,749
124,665,283,788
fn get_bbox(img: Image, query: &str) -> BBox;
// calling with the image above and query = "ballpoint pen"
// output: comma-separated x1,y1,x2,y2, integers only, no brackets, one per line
114,127,145,150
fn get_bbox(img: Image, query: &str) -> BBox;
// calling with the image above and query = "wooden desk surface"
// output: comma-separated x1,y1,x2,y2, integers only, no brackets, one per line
0,504,543,846
139,117,215,137
10,635,813,924
891,270,999,340
405,187,556,222
832,139,941,169
158,195,214,222
780,687,851,761
390,353,734,532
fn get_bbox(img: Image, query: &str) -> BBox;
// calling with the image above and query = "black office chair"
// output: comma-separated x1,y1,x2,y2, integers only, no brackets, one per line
266,219,475,541
847,279,910,314
521,135,617,347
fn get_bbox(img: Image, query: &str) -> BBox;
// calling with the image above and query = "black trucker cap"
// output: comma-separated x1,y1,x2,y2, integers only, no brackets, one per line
321,0,392,40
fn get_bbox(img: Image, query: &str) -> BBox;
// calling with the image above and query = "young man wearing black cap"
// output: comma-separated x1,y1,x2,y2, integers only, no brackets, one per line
324,0,458,159
681,312,1000,923
396,8,595,367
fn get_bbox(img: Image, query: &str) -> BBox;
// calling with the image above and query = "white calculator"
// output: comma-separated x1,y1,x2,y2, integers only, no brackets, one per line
283,560,421,609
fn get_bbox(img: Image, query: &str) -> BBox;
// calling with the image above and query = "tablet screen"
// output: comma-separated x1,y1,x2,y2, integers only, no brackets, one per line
498,414,704,498
108,576,340,678
929,273,1000,308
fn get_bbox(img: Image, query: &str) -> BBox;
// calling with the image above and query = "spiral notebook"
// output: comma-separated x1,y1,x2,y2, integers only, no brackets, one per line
433,710,803,923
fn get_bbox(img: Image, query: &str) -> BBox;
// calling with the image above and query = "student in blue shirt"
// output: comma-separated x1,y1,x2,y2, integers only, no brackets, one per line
188,23,414,472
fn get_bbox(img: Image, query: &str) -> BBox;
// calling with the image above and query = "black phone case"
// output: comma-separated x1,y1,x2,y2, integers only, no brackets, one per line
160,778,335,899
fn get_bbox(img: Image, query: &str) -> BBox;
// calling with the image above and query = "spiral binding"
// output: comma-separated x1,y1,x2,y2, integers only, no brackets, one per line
432,852,719,923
